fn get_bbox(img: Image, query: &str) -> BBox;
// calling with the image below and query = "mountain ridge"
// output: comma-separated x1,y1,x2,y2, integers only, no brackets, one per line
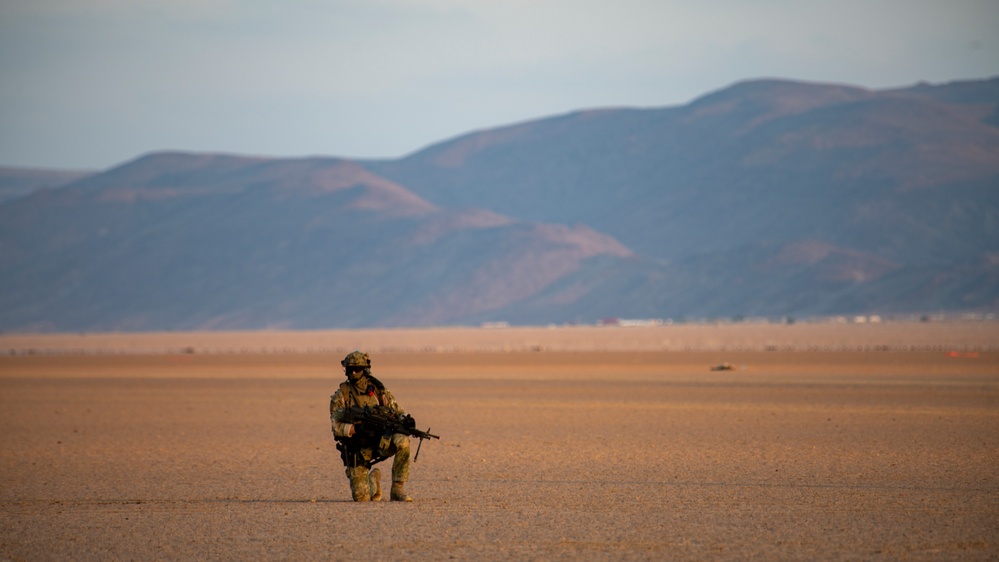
1,76,997,330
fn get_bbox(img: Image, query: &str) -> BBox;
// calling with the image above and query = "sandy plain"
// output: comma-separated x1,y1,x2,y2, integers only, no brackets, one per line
1,324,997,560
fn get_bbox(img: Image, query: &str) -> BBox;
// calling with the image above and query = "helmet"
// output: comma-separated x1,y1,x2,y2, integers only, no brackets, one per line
341,350,371,368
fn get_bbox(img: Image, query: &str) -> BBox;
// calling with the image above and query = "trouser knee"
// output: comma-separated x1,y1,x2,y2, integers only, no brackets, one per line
391,433,410,450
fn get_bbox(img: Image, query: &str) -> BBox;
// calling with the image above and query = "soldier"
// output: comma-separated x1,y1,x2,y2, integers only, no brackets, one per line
330,350,413,502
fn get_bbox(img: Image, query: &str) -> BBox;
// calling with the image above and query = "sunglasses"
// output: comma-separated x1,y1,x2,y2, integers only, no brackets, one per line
347,366,366,373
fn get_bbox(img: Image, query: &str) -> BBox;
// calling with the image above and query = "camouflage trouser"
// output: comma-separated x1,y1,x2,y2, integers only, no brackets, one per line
344,433,410,501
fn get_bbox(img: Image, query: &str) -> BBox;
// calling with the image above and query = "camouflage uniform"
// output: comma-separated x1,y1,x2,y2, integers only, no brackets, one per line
330,351,411,501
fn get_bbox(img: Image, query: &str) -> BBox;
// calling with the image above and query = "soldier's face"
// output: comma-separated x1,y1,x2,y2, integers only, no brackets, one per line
347,366,365,381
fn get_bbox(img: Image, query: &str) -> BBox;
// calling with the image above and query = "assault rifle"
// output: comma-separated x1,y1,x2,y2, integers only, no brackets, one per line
344,405,440,462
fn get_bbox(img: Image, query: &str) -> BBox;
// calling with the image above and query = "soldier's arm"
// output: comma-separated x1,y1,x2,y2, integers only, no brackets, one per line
329,390,356,438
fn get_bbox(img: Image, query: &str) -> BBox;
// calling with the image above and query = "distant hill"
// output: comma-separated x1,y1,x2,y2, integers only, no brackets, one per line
0,154,629,330
0,167,94,203
0,77,996,331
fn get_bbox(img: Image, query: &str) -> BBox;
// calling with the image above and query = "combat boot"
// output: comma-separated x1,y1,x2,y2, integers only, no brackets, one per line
368,468,382,502
347,467,370,502
391,481,412,502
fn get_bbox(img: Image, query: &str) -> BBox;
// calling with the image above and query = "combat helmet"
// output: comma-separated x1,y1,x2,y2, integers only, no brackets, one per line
341,350,371,369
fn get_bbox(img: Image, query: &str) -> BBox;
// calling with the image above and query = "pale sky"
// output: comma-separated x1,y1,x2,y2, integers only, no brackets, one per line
1,0,997,170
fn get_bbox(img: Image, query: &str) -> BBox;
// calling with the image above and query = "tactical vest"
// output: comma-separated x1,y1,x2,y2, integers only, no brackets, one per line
338,379,386,409
335,379,387,468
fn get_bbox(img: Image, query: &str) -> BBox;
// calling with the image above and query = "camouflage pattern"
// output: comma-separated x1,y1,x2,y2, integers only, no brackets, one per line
329,378,406,438
346,465,371,502
330,356,411,501
340,350,371,368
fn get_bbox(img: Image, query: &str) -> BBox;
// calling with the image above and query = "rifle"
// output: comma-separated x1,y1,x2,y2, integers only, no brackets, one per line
343,405,440,462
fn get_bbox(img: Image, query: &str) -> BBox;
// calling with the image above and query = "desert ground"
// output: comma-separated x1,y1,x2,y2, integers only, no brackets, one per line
1,323,997,560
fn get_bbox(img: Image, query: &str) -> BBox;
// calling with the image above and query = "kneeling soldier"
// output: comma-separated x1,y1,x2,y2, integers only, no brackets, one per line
330,351,412,502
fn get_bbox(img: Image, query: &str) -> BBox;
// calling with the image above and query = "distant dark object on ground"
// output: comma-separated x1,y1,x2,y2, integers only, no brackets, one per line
710,362,737,371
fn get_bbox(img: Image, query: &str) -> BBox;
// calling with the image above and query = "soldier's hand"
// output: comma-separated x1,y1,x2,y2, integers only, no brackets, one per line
347,425,356,437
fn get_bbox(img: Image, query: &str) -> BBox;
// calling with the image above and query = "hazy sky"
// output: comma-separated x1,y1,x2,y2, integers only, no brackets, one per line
1,0,997,170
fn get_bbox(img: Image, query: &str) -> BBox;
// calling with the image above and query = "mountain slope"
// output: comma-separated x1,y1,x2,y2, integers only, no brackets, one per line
0,153,630,330
367,78,999,267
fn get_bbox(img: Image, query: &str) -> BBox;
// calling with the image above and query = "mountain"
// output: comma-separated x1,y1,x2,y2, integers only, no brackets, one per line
367,78,999,266
1,77,997,331
0,154,629,330
0,167,95,203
